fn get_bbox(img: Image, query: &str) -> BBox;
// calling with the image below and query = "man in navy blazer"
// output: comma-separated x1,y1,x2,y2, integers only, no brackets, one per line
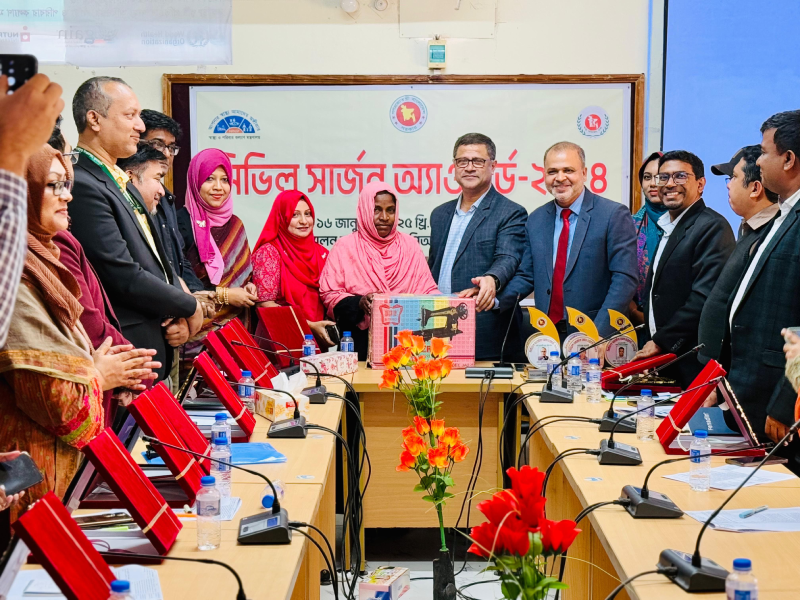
499,141,638,342
428,133,528,360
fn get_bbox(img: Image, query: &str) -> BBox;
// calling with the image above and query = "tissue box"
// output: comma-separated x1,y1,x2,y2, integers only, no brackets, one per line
368,295,476,369
301,351,359,376
255,390,309,422
359,567,410,600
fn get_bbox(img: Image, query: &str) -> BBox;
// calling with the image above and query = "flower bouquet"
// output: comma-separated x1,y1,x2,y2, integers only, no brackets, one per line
468,466,581,600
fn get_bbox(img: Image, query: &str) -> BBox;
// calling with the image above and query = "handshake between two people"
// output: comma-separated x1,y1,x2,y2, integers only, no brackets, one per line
457,275,497,312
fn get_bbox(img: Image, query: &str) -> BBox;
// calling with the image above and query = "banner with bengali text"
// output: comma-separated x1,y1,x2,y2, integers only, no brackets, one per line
190,83,632,253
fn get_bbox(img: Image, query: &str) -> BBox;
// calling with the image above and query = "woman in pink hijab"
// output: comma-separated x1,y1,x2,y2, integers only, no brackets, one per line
320,181,439,359
177,149,258,340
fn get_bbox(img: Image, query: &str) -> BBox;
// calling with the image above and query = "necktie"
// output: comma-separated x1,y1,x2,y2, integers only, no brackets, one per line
548,208,572,324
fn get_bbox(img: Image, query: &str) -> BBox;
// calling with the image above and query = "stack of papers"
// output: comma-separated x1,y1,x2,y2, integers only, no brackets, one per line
175,496,243,521
686,507,800,532
663,464,795,490
9,565,162,599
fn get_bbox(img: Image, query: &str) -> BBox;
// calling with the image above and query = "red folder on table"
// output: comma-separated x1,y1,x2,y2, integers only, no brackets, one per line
194,350,256,442
217,320,280,384
656,360,764,456
81,430,182,555
128,394,205,503
12,492,115,600
256,304,316,364
202,329,242,381
143,381,211,474
601,353,682,394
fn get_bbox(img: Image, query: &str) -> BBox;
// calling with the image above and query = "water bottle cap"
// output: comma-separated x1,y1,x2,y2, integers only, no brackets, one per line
305,334,314,340
694,429,708,438
589,358,599,365
733,558,751,571
640,389,653,396
213,437,227,446
241,370,252,378
201,475,216,486
343,331,351,337
261,493,275,508
110,580,130,593
215,412,228,421
569,352,579,358
550,351,559,356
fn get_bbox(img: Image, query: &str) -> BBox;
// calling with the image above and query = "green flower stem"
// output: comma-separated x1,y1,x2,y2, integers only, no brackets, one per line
436,501,448,552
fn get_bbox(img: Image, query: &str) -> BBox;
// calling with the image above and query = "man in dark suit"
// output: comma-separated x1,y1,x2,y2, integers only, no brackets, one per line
68,76,202,382
636,150,735,387
428,133,527,360
697,145,779,364
722,110,800,467
499,141,638,340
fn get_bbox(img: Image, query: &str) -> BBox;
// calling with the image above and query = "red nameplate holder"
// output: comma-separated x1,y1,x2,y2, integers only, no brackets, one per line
194,351,256,442
80,430,182,559
202,330,243,381
601,353,682,395
128,394,205,503
143,381,212,475
256,304,316,364
12,492,116,599
656,361,764,457
217,319,280,385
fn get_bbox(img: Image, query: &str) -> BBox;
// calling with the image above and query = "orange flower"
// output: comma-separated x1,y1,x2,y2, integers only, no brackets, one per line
440,358,453,378
403,433,426,457
395,330,414,349
414,357,430,380
427,359,443,380
379,369,400,389
397,449,416,472
410,335,426,355
439,427,460,447
430,418,445,437
401,425,416,441
450,441,470,462
427,445,449,469
396,346,413,366
430,338,453,359
383,348,401,370
413,416,430,436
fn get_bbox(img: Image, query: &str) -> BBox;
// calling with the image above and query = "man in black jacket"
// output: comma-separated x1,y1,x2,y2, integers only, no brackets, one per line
697,146,779,364
636,150,735,387
68,76,203,382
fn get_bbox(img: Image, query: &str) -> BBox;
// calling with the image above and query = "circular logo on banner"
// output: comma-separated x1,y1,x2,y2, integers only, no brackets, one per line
563,332,605,367
606,337,637,367
536,317,548,329
390,95,428,133
208,110,261,136
577,106,610,137
525,333,560,369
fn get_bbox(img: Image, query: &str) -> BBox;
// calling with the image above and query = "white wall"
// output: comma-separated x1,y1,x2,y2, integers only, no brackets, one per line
41,0,651,145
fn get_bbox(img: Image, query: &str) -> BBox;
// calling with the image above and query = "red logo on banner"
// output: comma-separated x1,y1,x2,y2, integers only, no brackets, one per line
583,114,602,131
390,95,428,133
396,102,421,126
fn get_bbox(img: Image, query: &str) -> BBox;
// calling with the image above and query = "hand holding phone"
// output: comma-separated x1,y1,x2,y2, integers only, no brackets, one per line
0,451,43,510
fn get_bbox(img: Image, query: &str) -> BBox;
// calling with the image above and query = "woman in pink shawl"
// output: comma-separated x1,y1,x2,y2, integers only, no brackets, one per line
320,181,439,359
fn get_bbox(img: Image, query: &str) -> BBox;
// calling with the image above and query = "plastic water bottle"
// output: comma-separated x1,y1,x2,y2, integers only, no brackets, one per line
196,475,221,550
566,353,583,393
547,351,562,388
636,389,655,441
303,334,316,357
109,580,134,600
585,358,602,403
261,479,286,509
237,370,256,416
726,558,758,599
689,429,712,492
210,437,232,498
211,413,231,447
340,331,355,353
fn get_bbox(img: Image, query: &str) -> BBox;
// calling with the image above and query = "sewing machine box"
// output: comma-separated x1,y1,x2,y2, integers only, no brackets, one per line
368,295,476,369
359,566,410,600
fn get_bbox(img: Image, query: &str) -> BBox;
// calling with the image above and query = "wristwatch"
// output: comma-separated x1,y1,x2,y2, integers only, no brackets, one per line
486,273,501,292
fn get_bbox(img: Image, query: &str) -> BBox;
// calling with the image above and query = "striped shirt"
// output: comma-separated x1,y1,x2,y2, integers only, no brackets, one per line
0,169,28,346
437,190,490,294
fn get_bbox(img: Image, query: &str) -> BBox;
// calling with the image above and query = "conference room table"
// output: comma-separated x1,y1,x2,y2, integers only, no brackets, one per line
522,383,800,600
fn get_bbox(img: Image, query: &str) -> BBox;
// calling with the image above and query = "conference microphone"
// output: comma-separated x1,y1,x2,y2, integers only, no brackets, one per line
597,377,723,466
229,339,327,405
599,343,704,433
492,293,520,372
658,416,800,592
221,379,308,439
621,443,769,519
140,435,292,545
100,551,248,600
540,323,643,404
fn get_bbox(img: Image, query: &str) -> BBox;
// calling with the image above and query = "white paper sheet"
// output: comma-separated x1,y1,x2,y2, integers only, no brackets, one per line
10,565,162,600
176,496,242,521
685,507,800,532
663,464,795,490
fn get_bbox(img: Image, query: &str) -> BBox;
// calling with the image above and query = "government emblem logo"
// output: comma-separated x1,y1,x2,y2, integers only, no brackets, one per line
209,110,260,136
577,106,610,137
390,95,427,133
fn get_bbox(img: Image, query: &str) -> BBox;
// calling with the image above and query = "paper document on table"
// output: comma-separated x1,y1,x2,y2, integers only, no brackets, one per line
12,564,162,599
685,507,800,532
614,405,673,418
176,496,242,521
663,464,795,490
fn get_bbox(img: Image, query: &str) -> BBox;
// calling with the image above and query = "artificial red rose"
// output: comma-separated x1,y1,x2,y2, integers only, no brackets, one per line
401,425,416,441
396,449,416,472
467,521,503,559
507,465,545,501
477,489,520,527
499,520,531,556
517,494,547,529
427,445,449,469
413,415,430,436
539,518,581,555
403,433,426,457
450,441,470,463
439,427,460,448
430,418,445,437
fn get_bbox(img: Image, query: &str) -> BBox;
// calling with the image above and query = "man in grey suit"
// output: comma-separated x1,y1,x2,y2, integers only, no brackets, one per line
428,133,528,361
499,141,638,341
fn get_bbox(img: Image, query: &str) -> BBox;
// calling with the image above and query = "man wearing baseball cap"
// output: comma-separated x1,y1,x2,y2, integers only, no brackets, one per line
698,145,778,365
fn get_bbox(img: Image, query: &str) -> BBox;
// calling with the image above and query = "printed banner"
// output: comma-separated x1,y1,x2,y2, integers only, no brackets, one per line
190,83,632,251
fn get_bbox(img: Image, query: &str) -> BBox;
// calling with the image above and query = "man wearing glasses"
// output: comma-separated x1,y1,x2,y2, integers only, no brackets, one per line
428,133,527,361
635,150,735,387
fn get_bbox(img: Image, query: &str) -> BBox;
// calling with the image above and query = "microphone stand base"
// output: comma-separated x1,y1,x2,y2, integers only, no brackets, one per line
302,386,327,404
238,507,292,545
267,416,308,438
620,485,683,518
598,413,637,433
540,386,574,404
465,367,514,379
658,549,728,592
598,439,642,465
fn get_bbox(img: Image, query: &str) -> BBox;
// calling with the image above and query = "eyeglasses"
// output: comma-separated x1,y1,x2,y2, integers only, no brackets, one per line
63,151,79,165
454,157,490,169
655,171,693,186
46,180,73,196
143,139,180,156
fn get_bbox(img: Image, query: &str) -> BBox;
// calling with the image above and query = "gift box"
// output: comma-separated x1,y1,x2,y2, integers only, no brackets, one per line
217,319,280,385
301,350,358,376
202,330,243,381
256,304,317,364
194,351,256,442
368,295,476,369
601,353,682,395
359,566,410,600
255,389,310,422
